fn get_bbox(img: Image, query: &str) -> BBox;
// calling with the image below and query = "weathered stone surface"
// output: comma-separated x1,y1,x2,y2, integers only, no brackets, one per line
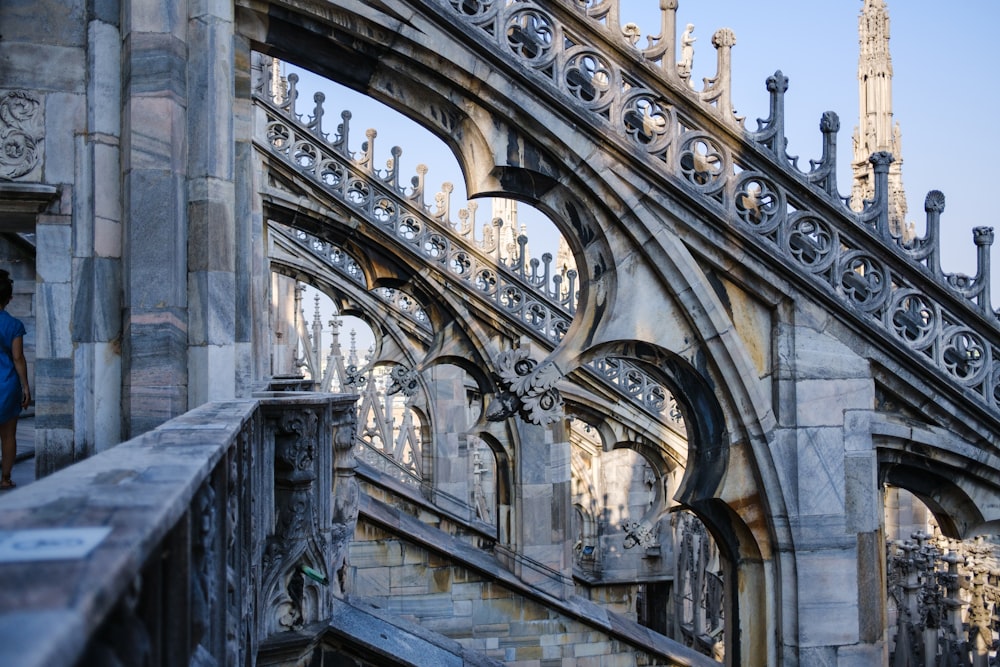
72,257,121,343
10,0,1000,664
35,282,72,359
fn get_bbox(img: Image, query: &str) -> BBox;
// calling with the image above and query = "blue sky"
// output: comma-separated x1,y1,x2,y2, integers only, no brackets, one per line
652,0,999,289
291,0,1000,336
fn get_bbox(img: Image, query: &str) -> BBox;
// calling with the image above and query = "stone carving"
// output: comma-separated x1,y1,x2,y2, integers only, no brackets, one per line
344,363,367,387
83,577,154,666
261,408,332,637
191,480,218,666
0,90,43,180
225,443,244,667
387,364,420,397
331,409,359,596
506,8,554,63
677,23,695,80
673,511,725,659
489,348,564,425
621,519,658,550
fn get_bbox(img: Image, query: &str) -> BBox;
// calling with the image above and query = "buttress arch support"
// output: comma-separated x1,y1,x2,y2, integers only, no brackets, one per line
567,338,774,665
239,2,788,661
872,413,1000,539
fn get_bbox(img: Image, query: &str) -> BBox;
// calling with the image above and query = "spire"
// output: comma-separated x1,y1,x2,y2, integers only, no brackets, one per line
311,293,323,375
490,198,525,264
348,328,358,368
850,0,912,241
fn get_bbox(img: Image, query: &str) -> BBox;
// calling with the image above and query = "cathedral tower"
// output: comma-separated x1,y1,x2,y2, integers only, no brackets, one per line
851,0,912,240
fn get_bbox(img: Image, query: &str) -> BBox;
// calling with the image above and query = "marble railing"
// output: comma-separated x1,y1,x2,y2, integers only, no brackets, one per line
269,219,686,434
0,393,358,667
434,0,1000,419
254,88,577,346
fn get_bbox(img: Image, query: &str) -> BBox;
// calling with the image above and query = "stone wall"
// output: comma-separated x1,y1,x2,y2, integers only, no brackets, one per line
350,502,715,667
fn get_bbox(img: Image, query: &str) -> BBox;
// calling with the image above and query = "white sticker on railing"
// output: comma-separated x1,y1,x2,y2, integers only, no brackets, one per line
0,527,112,562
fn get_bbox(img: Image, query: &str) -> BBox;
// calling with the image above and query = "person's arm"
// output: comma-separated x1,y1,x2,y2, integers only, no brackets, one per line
12,336,29,408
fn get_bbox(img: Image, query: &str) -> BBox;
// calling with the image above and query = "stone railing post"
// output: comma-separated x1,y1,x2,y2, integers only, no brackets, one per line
254,393,358,660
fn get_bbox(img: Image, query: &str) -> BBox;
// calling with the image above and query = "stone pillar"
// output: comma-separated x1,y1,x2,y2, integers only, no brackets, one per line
121,0,240,437
71,1,124,459
268,274,298,377
233,34,261,394
429,364,475,520
513,418,574,598
845,410,886,655
121,0,190,437
788,319,885,664
1,0,124,473
186,0,238,406
255,393,358,661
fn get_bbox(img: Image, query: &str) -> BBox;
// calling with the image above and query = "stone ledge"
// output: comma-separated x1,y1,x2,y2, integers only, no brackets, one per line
0,182,59,232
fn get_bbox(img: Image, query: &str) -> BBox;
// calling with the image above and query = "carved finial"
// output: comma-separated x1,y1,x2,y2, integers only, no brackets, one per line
803,111,841,199
700,28,740,125
284,73,299,117
924,190,946,213
750,70,789,162
387,145,403,191
820,110,840,134
711,27,736,49
410,163,428,207
863,151,894,239
360,128,377,172
308,91,325,137
623,22,641,46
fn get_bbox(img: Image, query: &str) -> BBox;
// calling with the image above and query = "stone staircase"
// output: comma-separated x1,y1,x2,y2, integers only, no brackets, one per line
348,462,718,666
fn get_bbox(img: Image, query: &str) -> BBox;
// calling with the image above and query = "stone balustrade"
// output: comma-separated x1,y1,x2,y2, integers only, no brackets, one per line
887,532,1000,666
0,392,357,667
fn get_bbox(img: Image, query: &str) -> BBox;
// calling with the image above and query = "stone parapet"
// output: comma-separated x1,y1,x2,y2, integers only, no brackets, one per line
0,392,357,667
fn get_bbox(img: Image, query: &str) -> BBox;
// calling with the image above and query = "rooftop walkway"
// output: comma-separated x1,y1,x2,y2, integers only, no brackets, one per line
5,414,32,491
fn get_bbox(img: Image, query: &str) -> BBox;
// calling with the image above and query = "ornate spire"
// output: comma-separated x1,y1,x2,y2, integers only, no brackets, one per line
851,0,912,241
490,198,524,265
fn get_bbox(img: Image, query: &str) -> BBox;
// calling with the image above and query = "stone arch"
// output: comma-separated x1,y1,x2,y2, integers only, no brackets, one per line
873,416,1000,539
569,339,772,665
472,430,515,545
238,4,617,330
240,4,787,660
267,246,426,375
881,464,981,539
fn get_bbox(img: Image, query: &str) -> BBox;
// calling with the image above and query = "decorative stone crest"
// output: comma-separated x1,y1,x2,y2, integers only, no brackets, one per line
0,90,43,180
487,348,564,425
344,364,367,387
621,520,658,550
386,364,420,397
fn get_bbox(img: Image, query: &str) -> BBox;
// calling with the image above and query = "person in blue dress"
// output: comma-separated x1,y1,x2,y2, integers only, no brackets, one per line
0,270,29,489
